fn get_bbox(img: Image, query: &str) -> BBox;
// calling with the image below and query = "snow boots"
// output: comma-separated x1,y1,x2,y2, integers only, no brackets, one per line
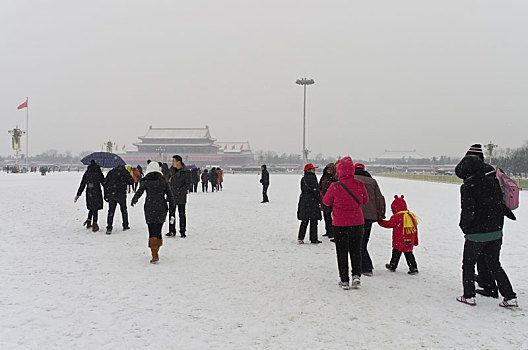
92,223,99,232
148,237,163,264
83,220,92,229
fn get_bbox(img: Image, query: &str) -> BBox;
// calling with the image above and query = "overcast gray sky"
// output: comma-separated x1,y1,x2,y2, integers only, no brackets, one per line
1,0,527,160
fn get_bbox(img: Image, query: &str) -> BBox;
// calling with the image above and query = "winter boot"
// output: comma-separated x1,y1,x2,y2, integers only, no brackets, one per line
456,296,476,306
385,264,396,272
149,237,159,264
92,223,99,232
408,268,419,275
83,220,92,229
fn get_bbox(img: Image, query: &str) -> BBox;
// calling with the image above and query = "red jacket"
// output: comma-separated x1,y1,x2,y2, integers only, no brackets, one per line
378,195,418,252
323,157,369,227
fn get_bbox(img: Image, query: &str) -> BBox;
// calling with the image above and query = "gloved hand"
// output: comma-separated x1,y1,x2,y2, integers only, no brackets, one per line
131,200,136,207
74,195,79,203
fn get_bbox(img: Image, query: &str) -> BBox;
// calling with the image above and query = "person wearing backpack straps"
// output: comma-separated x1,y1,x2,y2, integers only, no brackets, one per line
463,144,519,298
323,157,369,290
455,154,518,307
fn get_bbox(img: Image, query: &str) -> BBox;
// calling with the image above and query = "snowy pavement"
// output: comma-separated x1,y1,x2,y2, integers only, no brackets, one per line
0,172,527,349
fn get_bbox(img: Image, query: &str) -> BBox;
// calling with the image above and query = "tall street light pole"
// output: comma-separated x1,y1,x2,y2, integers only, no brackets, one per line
296,78,315,166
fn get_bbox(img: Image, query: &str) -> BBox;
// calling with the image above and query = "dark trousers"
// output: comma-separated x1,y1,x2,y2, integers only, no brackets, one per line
106,196,129,230
202,182,208,192
462,239,516,299
334,225,364,282
361,220,375,273
168,203,186,235
262,184,269,202
298,219,318,242
133,182,138,192
210,181,217,192
323,211,334,237
87,209,99,224
388,248,417,270
476,254,498,293
148,223,163,239
219,182,223,190
193,182,199,192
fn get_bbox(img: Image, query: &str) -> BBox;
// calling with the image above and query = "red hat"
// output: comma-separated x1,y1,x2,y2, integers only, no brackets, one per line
304,163,318,171
354,163,365,169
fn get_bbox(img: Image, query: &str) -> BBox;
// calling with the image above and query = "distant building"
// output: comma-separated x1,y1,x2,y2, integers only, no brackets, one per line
375,149,429,162
121,126,254,167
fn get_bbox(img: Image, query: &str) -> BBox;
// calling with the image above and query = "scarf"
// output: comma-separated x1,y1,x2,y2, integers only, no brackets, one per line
396,210,418,235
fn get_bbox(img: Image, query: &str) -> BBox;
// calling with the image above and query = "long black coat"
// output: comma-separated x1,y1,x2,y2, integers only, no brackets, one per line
260,169,269,185
297,171,322,221
132,172,175,224
168,165,191,204
456,156,511,235
104,165,134,200
77,164,105,210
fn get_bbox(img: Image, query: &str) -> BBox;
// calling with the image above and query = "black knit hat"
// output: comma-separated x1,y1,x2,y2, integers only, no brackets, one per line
465,144,484,161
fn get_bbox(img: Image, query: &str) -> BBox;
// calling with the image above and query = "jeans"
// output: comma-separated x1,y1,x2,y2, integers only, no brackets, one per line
262,184,269,202
168,203,186,235
298,219,318,242
334,225,364,282
361,220,375,273
323,211,334,237
388,249,417,270
106,196,129,230
88,209,99,224
462,239,516,299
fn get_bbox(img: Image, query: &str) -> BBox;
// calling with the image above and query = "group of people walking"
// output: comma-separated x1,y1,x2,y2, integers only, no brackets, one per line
76,155,202,263
293,144,518,308
199,167,224,192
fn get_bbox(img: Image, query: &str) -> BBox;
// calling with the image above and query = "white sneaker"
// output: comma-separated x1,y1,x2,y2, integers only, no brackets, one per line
338,281,350,290
351,275,361,288
499,298,518,308
457,296,476,306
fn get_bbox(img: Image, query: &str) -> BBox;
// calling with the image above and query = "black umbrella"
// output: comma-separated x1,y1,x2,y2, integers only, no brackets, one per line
81,152,126,168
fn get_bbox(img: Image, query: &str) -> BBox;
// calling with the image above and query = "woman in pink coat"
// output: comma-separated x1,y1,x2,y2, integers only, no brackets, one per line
323,157,369,289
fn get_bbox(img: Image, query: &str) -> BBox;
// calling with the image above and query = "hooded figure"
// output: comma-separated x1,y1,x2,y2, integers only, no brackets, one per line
323,157,369,289
454,155,518,307
75,160,105,232
378,195,419,254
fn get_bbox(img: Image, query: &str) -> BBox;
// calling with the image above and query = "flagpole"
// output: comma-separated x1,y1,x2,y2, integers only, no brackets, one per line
26,96,29,171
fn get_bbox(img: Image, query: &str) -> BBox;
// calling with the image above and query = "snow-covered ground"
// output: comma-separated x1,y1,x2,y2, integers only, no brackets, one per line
1,172,526,349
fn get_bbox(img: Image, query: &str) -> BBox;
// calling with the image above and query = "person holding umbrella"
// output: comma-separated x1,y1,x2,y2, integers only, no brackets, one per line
131,161,175,264
75,160,105,232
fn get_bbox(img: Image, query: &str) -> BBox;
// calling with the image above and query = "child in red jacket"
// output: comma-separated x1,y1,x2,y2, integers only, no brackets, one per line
378,195,419,275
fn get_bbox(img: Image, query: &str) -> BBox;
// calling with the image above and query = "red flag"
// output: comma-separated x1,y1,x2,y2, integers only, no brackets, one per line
17,99,28,110
115,144,118,151
224,145,227,150
122,144,126,150
240,144,243,150
231,145,236,150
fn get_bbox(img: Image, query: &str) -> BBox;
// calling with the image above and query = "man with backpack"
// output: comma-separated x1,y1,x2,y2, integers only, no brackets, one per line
464,144,519,298
455,147,518,307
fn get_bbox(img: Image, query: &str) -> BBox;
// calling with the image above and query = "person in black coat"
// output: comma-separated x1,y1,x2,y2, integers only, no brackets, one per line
461,144,501,298
166,155,191,237
104,164,134,234
190,168,200,192
297,164,323,244
201,169,209,192
131,162,175,264
260,164,270,203
161,163,170,177
455,155,518,307
209,167,218,192
75,160,105,232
